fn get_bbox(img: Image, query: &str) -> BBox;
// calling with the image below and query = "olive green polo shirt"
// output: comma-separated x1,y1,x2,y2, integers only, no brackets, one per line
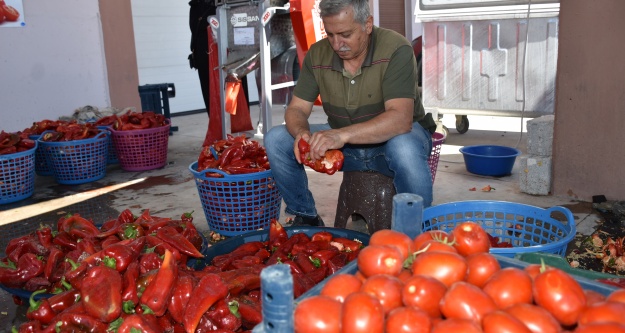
293,26,435,133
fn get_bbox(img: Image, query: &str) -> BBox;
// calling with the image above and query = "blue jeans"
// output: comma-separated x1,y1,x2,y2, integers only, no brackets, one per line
264,123,433,218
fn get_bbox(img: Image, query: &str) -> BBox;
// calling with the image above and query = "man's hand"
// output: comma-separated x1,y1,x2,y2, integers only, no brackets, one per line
306,129,345,161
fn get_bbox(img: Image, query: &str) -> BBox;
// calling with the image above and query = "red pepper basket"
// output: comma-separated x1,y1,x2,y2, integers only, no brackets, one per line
109,120,170,171
427,131,446,183
0,143,37,204
37,131,108,185
189,162,283,237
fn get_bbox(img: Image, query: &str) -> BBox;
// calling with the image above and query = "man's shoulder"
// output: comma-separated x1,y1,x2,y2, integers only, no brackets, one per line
373,27,411,51
307,38,335,63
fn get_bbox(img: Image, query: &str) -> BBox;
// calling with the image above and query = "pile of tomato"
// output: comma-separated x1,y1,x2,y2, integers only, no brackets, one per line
295,222,625,333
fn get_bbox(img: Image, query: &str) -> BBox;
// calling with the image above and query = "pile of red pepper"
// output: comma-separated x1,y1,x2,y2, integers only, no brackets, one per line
0,131,36,155
97,111,167,131
297,138,344,175
37,122,102,142
197,135,271,176
22,119,70,137
5,209,218,333
200,219,364,300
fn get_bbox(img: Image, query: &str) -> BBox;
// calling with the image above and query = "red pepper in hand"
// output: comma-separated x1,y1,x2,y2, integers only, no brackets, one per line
79,265,123,323
140,249,178,316
297,138,344,175
183,273,229,333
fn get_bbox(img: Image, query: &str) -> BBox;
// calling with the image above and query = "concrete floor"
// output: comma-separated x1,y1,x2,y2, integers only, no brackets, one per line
0,105,599,241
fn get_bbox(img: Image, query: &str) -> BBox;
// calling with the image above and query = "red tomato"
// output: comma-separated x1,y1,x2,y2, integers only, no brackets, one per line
573,323,625,333
294,295,341,333
369,229,414,261
320,274,362,303
524,263,552,280
360,274,404,315
418,239,458,253
466,252,501,288
413,230,453,250
505,303,562,333
607,288,625,304
577,301,625,326
357,244,404,277
431,318,483,333
402,274,447,318
584,289,606,306
0,6,5,23
385,306,431,333
411,251,467,287
482,267,533,309
533,268,586,326
451,221,491,257
439,281,497,324
1,5,18,21
341,292,384,333
483,310,532,333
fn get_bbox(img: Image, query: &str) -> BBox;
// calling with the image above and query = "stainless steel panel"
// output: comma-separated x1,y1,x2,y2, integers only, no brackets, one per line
421,16,558,116
420,0,558,11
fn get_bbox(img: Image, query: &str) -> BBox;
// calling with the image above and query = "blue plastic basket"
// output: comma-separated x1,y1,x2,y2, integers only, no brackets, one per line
189,162,283,237
422,200,576,257
29,135,53,176
37,131,108,185
0,143,37,204
97,126,119,165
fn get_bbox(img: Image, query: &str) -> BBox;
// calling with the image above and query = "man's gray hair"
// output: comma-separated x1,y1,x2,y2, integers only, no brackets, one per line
319,0,371,25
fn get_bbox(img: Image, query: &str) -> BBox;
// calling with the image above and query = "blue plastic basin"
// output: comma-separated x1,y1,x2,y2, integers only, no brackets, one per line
459,145,521,176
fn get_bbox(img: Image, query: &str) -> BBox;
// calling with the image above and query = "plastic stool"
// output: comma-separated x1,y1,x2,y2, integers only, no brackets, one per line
334,171,396,233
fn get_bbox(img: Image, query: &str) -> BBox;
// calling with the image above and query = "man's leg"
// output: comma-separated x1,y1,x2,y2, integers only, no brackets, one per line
382,123,433,207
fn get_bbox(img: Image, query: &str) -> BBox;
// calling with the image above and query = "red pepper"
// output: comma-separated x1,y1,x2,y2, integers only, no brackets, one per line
168,273,196,324
304,265,328,284
205,298,242,331
225,272,261,296
117,313,162,333
48,288,81,314
311,249,339,267
145,235,182,263
328,252,349,275
332,237,364,252
282,259,305,275
297,138,344,175
78,265,123,323
57,214,100,239
36,227,54,250
53,231,78,251
268,219,288,248
102,237,145,272
140,249,178,316
0,253,45,289
211,242,265,271
121,262,140,313
156,226,204,258
265,249,290,266
311,231,333,242
44,247,64,281
100,235,120,249
183,273,229,333
6,234,48,264
139,251,162,274
52,311,109,333
26,289,56,324
117,222,145,240
181,220,204,252
237,295,263,329
63,258,87,290
303,239,334,255
231,256,263,269
293,253,319,273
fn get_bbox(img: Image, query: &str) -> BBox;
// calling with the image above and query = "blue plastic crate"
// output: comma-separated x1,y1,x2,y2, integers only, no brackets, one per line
423,201,576,257
37,131,108,185
0,143,37,204
189,162,283,237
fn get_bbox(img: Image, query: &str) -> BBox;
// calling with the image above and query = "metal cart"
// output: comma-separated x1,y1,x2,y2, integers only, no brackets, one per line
415,0,560,136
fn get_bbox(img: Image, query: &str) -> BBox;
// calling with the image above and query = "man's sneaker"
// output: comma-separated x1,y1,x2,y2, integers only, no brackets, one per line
287,215,325,227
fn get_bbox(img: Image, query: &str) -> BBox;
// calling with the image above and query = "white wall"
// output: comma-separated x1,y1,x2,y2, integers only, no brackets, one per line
0,1,109,133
